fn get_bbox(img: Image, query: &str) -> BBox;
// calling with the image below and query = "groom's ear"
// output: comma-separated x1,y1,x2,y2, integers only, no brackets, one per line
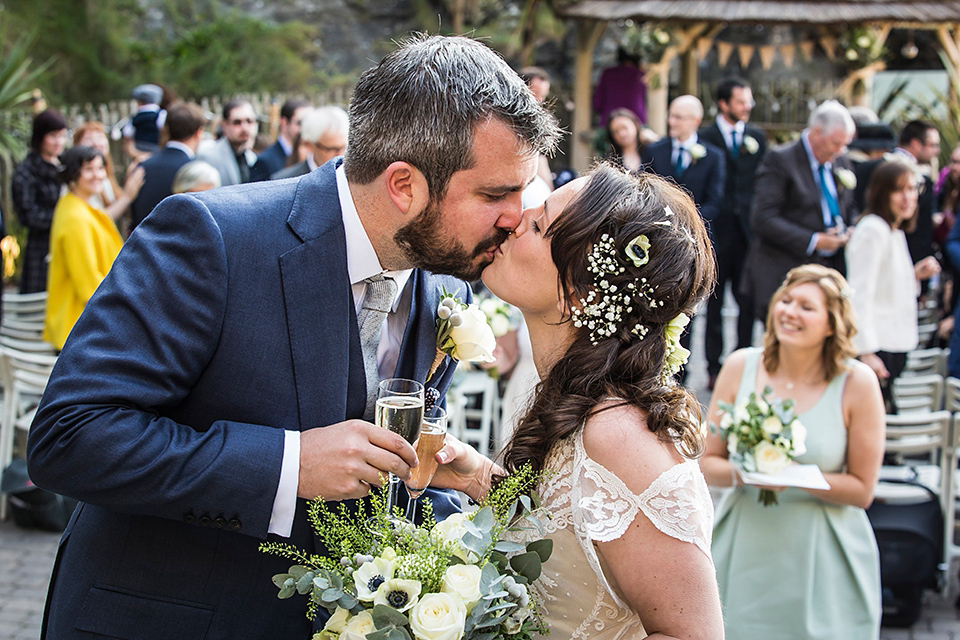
383,161,430,216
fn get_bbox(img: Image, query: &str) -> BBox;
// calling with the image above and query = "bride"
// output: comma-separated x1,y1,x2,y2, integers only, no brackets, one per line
432,162,724,639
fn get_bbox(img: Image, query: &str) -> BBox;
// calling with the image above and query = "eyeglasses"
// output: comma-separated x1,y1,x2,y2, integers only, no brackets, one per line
228,118,256,126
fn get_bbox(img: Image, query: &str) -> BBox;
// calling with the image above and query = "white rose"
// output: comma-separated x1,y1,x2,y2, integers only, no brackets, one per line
479,298,499,316
323,607,352,634
733,402,750,425
743,135,759,154
410,593,467,640
727,432,739,455
340,610,377,640
836,168,857,190
442,564,482,612
754,441,789,475
753,398,769,414
449,305,497,363
790,419,808,456
489,313,511,338
431,512,479,563
761,415,783,437
690,143,707,160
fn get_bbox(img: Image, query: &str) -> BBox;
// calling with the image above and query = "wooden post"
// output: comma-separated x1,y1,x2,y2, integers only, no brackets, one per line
571,19,607,174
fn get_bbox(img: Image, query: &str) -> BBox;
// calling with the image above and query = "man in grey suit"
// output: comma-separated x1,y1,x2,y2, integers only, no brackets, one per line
28,35,561,639
743,100,857,320
198,99,259,185
272,105,349,180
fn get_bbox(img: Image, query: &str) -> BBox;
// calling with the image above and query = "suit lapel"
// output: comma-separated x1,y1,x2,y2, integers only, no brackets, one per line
394,271,449,387
280,164,366,427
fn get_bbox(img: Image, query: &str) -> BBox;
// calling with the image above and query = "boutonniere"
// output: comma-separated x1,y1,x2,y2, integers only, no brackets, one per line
742,135,760,155
690,143,707,162
834,168,857,190
427,288,497,385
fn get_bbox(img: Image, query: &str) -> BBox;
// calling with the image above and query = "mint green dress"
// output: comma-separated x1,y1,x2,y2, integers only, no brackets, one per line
712,348,881,640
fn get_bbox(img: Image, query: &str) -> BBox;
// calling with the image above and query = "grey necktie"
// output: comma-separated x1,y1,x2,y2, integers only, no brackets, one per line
358,274,397,420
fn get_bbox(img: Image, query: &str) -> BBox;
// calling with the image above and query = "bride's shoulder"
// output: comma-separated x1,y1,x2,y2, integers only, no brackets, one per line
581,401,684,494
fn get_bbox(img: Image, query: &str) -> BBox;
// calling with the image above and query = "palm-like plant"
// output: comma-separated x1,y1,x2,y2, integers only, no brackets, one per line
0,31,52,164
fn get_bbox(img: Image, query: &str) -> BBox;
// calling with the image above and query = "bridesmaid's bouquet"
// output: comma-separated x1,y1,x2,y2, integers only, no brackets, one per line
716,386,808,506
260,466,552,640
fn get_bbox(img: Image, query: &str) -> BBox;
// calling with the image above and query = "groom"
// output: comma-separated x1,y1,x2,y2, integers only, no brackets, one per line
27,35,560,639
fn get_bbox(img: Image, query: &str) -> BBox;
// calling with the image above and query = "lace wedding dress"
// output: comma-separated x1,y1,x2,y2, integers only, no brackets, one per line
507,428,715,639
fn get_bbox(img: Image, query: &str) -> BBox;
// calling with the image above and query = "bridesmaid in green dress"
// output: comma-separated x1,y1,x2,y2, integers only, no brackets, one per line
701,264,885,640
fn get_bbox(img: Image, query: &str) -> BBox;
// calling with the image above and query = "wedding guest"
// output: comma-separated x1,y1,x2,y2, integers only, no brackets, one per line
73,121,145,230
11,109,68,293
251,98,311,181
701,264,884,640
172,160,221,194
593,47,647,126
435,163,724,638
44,146,125,350
27,35,560,639
606,108,646,173
846,161,939,412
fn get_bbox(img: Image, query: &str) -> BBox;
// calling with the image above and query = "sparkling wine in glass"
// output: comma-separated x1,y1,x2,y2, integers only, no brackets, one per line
404,405,447,523
375,378,424,520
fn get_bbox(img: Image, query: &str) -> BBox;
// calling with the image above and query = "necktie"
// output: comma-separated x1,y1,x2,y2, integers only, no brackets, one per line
818,164,841,227
674,146,685,178
358,275,397,420
731,129,740,158
236,151,251,183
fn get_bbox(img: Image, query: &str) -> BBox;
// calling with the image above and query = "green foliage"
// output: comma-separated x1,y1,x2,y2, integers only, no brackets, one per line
0,28,52,163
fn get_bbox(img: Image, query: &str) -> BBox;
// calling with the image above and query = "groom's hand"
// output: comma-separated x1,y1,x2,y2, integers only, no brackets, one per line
297,420,418,501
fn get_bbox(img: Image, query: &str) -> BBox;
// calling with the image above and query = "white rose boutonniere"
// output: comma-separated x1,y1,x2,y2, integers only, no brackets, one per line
428,287,498,383
742,135,760,154
690,143,707,162
835,168,857,190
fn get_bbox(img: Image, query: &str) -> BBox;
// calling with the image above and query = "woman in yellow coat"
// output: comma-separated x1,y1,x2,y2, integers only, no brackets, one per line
45,146,125,350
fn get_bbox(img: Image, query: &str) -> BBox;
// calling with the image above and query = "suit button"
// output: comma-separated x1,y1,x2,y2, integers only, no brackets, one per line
183,514,195,524
214,517,226,528
198,515,211,526
228,519,241,531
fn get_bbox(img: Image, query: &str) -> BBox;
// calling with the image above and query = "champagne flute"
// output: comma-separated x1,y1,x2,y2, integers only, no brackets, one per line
375,378,424,521
404,406,447,523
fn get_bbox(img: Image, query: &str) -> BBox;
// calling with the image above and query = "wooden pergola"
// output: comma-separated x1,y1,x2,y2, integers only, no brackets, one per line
556,0,960,172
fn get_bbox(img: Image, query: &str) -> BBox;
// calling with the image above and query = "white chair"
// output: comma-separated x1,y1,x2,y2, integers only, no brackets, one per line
946,377,960,413
893,374,944,413
448,370,499,457
2,291,47,324
877,411,955,570
0,347,57,519
903,348,948,378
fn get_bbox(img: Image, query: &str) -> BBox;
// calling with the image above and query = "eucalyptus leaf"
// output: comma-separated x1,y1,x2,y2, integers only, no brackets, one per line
321,587,343,602
373,604,411,629
278,584,296,599
289,565,311,580
527,538,553,562
296,571,315,594
510,551,542,582
272,573,292,589
472,506,495,530
338,592,358,610
489,551,508,571
506,500,519,522
519,495,531,511
486,601,518,613
494,540,526,553
313,576,330,590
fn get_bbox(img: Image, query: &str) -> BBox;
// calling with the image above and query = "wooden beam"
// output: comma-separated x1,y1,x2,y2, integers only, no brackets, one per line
571,19,608,174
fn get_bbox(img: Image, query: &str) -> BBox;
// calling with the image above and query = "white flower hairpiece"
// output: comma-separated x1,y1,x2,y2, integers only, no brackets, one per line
624,234,650,267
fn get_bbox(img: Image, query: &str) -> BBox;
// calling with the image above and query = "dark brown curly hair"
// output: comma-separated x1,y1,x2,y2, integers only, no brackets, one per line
500,163,717,476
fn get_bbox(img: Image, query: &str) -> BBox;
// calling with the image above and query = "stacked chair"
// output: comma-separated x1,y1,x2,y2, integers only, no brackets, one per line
0,291,57,519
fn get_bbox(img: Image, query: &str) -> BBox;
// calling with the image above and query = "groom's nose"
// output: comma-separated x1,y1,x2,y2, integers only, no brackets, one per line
494,193,525,233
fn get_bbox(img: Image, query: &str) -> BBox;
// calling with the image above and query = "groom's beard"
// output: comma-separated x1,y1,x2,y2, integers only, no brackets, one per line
395,200,509,281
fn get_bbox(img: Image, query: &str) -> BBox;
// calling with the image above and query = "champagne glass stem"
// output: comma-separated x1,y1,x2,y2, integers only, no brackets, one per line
404,496,418,523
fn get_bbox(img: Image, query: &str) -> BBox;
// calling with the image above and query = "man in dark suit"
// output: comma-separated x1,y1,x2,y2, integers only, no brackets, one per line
642,94,725,379
895,120,940,264
272,105,349,180
251,98,311,182
743,100,857,320
699,78,767,390
27,35,561,639
130,102,207,229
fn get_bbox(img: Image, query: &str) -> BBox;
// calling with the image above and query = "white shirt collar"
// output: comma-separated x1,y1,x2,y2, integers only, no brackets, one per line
674,133,698,149
278,135,293,156
716,115,744,137
165,140,195,158
307,154,319,172
336,164,412,311
801,130,831,172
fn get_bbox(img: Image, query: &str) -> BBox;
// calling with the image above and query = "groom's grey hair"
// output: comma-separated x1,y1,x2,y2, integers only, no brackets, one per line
344,34,562,201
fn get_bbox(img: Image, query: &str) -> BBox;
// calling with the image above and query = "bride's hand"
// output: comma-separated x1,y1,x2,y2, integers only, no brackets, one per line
430,434,500,501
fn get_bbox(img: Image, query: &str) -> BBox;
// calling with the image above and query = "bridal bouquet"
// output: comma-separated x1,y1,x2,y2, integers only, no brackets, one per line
260,466,551,640
716,386,808,506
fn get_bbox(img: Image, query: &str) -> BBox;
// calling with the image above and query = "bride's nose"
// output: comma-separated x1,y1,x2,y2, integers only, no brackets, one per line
513,206,537,237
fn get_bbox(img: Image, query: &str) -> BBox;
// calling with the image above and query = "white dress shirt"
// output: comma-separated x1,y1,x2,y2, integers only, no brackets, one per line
715,114,744,152
269,164,412,536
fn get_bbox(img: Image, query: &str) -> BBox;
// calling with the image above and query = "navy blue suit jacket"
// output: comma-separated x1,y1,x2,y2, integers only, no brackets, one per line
641,137,725,223
251,140,288,182
131,145,192,229
27,160,463,638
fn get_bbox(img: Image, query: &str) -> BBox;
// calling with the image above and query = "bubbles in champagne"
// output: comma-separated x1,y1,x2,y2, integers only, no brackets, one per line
375,396,424,444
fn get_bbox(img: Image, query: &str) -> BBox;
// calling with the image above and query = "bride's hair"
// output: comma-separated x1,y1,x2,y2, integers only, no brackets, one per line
500,163,716,475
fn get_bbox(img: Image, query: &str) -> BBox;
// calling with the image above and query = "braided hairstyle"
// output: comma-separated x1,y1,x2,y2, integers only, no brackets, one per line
501,163,716,475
